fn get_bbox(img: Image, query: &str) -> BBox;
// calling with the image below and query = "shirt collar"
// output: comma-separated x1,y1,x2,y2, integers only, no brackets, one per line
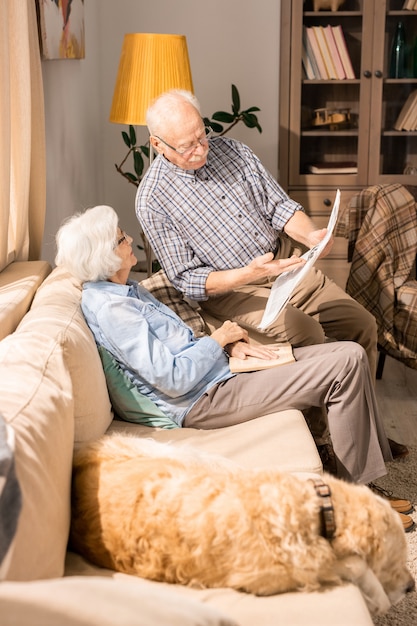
159,151,210,180
83,280,131,296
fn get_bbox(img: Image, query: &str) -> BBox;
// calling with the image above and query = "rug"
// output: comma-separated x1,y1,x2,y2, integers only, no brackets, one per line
372,446,417,625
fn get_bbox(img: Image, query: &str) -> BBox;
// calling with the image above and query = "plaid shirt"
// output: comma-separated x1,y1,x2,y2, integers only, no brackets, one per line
136,136,303,301
340,184,417,365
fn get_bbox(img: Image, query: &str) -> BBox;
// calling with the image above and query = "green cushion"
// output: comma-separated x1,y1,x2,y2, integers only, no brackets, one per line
98,346,179,429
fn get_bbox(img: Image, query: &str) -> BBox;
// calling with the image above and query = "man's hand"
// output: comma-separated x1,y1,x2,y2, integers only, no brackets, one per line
210,320,249,348
305,228,334,259
248,252,306,279
204,252,305,296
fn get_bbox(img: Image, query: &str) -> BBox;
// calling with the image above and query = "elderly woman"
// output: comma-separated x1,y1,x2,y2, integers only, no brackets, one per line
55,205,414,528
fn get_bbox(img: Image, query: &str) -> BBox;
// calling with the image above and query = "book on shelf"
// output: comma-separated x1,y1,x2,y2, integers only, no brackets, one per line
394,90,417,131
302,37,316,79
314,26,338,80
303,26,321,79
228,343,295,373
308,161,358,174
322,25,346,80
402,0,417,10
305,26,329,79
331,25,355,79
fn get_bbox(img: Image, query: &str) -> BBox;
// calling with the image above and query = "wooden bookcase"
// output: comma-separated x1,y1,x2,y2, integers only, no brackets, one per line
279,0,417,287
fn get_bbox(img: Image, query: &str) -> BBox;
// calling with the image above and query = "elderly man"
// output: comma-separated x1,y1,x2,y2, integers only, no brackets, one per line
135,89,408,461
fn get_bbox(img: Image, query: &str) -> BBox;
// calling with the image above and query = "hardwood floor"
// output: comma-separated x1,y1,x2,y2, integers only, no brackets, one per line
376,355,417,447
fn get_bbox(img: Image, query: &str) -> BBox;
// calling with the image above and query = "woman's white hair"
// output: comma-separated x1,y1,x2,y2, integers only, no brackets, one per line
55,205,122,282
146,89,202,136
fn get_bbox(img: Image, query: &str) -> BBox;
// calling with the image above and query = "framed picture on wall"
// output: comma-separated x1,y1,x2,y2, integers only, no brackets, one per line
36,0,85,60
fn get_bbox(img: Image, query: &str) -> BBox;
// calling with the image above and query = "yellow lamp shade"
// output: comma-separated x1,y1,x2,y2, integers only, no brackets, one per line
109,33,194,126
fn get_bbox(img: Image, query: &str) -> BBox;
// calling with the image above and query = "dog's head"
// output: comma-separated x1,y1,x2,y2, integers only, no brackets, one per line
328,478,415,614
366,494,415,609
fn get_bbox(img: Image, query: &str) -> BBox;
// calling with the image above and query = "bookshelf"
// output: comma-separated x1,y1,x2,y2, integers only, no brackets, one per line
279,0,417,287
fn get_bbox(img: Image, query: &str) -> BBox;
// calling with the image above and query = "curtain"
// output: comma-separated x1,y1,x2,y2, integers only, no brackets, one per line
0,0,46,271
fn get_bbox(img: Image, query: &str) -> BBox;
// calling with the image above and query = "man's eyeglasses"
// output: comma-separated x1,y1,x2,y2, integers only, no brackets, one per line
154,126,213,157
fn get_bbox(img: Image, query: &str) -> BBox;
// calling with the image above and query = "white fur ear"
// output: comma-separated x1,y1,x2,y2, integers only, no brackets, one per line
333,555,391,615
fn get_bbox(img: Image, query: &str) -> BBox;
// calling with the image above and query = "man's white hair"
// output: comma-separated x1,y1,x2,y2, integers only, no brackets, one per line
146,90,202,136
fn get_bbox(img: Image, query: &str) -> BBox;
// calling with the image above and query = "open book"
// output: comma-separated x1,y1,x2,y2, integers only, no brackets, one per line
259,189,341,330
229,342,295,373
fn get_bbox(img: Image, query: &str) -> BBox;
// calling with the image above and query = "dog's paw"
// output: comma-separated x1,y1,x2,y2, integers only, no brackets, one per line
333,555,391,615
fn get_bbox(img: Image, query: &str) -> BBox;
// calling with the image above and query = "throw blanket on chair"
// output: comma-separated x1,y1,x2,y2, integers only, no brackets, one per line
341,183,417,367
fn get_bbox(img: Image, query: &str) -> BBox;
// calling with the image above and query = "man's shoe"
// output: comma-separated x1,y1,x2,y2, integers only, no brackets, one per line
399,512,416,533
368,482,414,515
388,438,409,460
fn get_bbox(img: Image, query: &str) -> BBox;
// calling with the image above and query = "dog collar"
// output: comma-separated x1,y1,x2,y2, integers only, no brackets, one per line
310,479,336,540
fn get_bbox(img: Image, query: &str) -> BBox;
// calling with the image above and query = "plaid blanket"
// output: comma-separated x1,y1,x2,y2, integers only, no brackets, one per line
342,184,417,367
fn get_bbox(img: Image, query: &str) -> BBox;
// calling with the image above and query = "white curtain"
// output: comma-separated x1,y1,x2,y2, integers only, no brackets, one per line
0,0,46,271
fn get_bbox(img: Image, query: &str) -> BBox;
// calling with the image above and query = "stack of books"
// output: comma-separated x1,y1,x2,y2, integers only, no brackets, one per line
302,25,355,80
393,90,417,131
403,0,417,9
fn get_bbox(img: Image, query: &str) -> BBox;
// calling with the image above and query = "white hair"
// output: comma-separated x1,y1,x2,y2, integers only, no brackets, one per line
146,89,202,136
55,205,122,282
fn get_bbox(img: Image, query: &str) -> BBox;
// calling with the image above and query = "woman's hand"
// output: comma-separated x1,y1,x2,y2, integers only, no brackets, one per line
226,341,280,360
210,321,249,348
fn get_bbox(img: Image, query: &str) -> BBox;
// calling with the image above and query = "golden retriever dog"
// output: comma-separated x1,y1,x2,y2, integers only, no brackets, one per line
70,434,415,615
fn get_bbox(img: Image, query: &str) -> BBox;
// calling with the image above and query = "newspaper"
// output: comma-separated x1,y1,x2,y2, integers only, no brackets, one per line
259,189,341,330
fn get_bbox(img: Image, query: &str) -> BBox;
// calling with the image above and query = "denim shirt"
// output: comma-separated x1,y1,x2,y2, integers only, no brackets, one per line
81,280,234,426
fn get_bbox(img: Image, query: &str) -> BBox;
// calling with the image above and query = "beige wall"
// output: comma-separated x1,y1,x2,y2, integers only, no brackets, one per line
41,0,281,264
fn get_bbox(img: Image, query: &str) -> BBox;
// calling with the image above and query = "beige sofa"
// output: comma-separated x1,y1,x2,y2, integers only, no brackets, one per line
0,261,374,625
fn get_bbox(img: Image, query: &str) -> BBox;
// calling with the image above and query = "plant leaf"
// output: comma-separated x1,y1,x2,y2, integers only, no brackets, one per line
242,112,262,133
129,125,137,146
231,84,240,115
133,150,144,178
208,121,224,133
126,172,138,183
212,111,235,123
122,131,131,148
244,106,261,113
141,145,150,159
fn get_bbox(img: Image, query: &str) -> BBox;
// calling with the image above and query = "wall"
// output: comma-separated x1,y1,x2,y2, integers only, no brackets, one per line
41,0,281,264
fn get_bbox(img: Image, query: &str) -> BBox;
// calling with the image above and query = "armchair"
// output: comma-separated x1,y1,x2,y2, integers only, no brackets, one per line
337,183,417,378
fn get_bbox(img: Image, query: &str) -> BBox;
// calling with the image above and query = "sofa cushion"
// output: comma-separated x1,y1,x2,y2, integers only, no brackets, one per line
0,260,51,341
64,553,373,626
107,410,323,477
0,576,237,626
140,270,206,337
17,266,113,443
0,332,74,581
98,346,179,429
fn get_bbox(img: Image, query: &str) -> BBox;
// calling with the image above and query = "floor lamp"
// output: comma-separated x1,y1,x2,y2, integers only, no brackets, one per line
109,33,194,276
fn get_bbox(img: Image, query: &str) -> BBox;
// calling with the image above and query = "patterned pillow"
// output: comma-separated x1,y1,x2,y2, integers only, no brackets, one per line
140,270,206,337
98,346,179,429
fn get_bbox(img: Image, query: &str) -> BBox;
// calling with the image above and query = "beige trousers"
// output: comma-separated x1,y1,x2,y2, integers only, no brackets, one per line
199,267,378,446
184,342,391,485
